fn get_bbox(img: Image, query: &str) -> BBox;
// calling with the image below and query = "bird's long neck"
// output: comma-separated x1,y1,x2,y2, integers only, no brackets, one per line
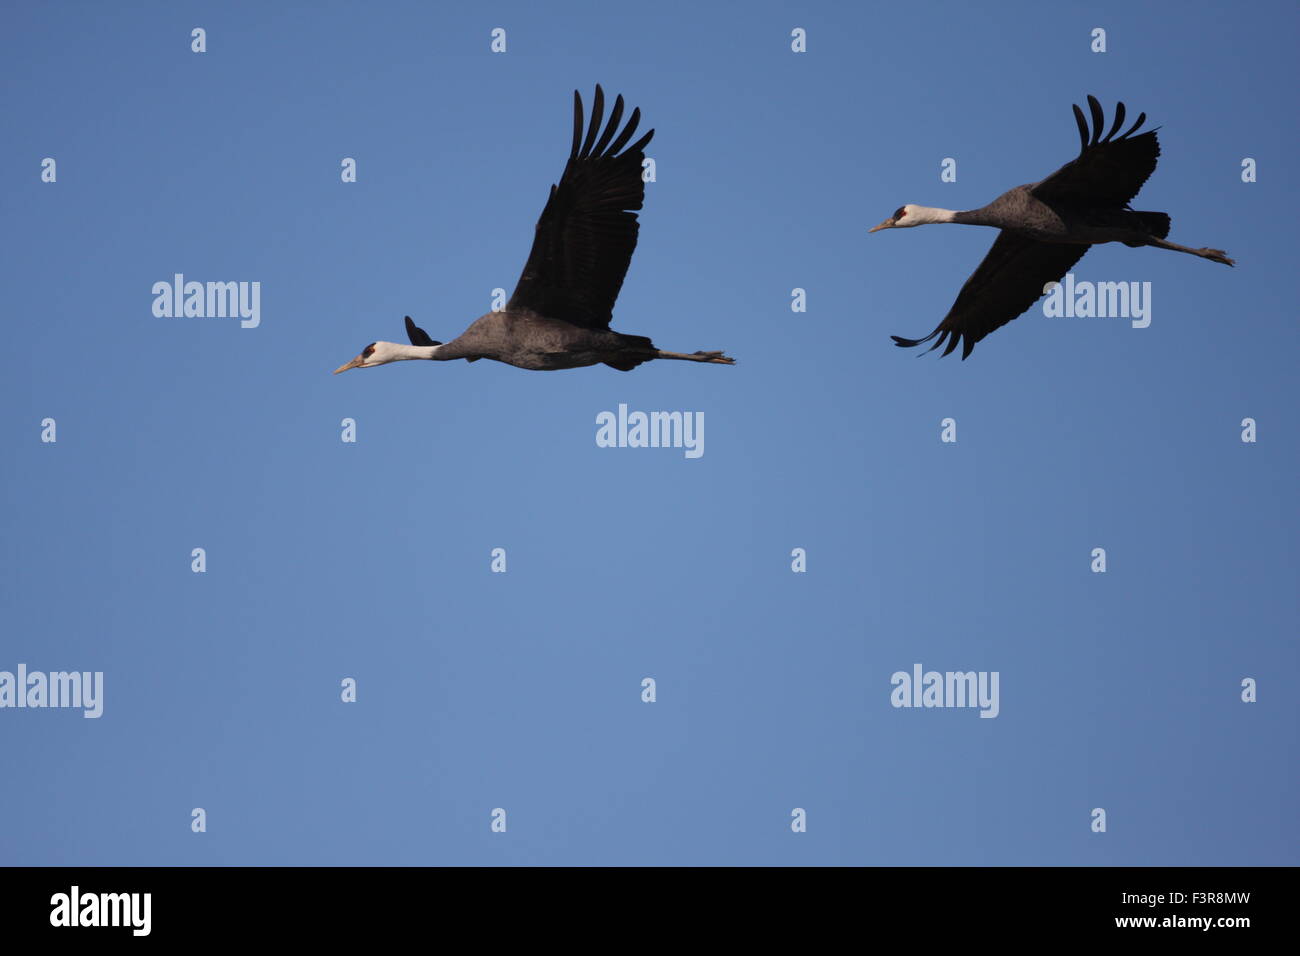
909,205,960,225
910,205,1006,227
389,344,444,361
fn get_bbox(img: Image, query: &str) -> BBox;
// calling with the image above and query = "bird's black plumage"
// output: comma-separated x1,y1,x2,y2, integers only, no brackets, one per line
1033,100,1159,207
507,86,655,331
894,235,1090,360
404,316,440,347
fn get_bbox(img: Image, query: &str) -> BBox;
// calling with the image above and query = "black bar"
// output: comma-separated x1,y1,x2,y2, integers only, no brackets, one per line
0,866,1283,940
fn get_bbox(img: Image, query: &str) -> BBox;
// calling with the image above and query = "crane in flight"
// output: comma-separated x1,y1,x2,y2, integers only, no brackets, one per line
874,96,1233,359
335,85,734,376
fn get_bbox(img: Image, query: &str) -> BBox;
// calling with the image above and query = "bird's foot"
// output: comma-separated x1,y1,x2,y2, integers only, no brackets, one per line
655,349,736,364
1201,248,1235,266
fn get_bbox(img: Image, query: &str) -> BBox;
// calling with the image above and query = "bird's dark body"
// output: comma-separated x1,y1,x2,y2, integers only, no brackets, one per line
960,186,1169,246
888,97,1232,359
438,310,654,371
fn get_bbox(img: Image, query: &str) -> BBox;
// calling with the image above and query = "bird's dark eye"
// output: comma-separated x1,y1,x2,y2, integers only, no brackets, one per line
362,344,375,357
894,207,907,220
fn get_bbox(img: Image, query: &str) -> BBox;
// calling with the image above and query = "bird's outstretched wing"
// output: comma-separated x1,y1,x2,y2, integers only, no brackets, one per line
1031,96,1160,207
405,316,441,347
507,85,655,330
891,232,1089,359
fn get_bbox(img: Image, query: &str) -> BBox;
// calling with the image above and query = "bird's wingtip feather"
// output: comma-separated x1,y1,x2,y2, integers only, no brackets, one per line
1071,104,1088,152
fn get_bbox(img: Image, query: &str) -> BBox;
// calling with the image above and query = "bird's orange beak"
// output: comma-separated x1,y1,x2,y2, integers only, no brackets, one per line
868,218,896,233
333,356,365,375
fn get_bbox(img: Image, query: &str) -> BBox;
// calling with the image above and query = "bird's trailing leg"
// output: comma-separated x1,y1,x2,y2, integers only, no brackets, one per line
1142,237,1235,266
655,350,735,365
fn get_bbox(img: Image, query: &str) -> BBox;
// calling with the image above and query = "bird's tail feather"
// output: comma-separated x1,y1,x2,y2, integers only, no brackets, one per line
1133,211,1171,239
605,333,656,371
605,355,652,371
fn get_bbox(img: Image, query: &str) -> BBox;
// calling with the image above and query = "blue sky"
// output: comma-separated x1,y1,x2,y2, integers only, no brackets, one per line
2,0,1296,865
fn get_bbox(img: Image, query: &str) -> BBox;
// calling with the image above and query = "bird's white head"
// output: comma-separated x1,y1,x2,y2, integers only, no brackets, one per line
869,204,955,232
333,341,426,374
334,317,445,374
